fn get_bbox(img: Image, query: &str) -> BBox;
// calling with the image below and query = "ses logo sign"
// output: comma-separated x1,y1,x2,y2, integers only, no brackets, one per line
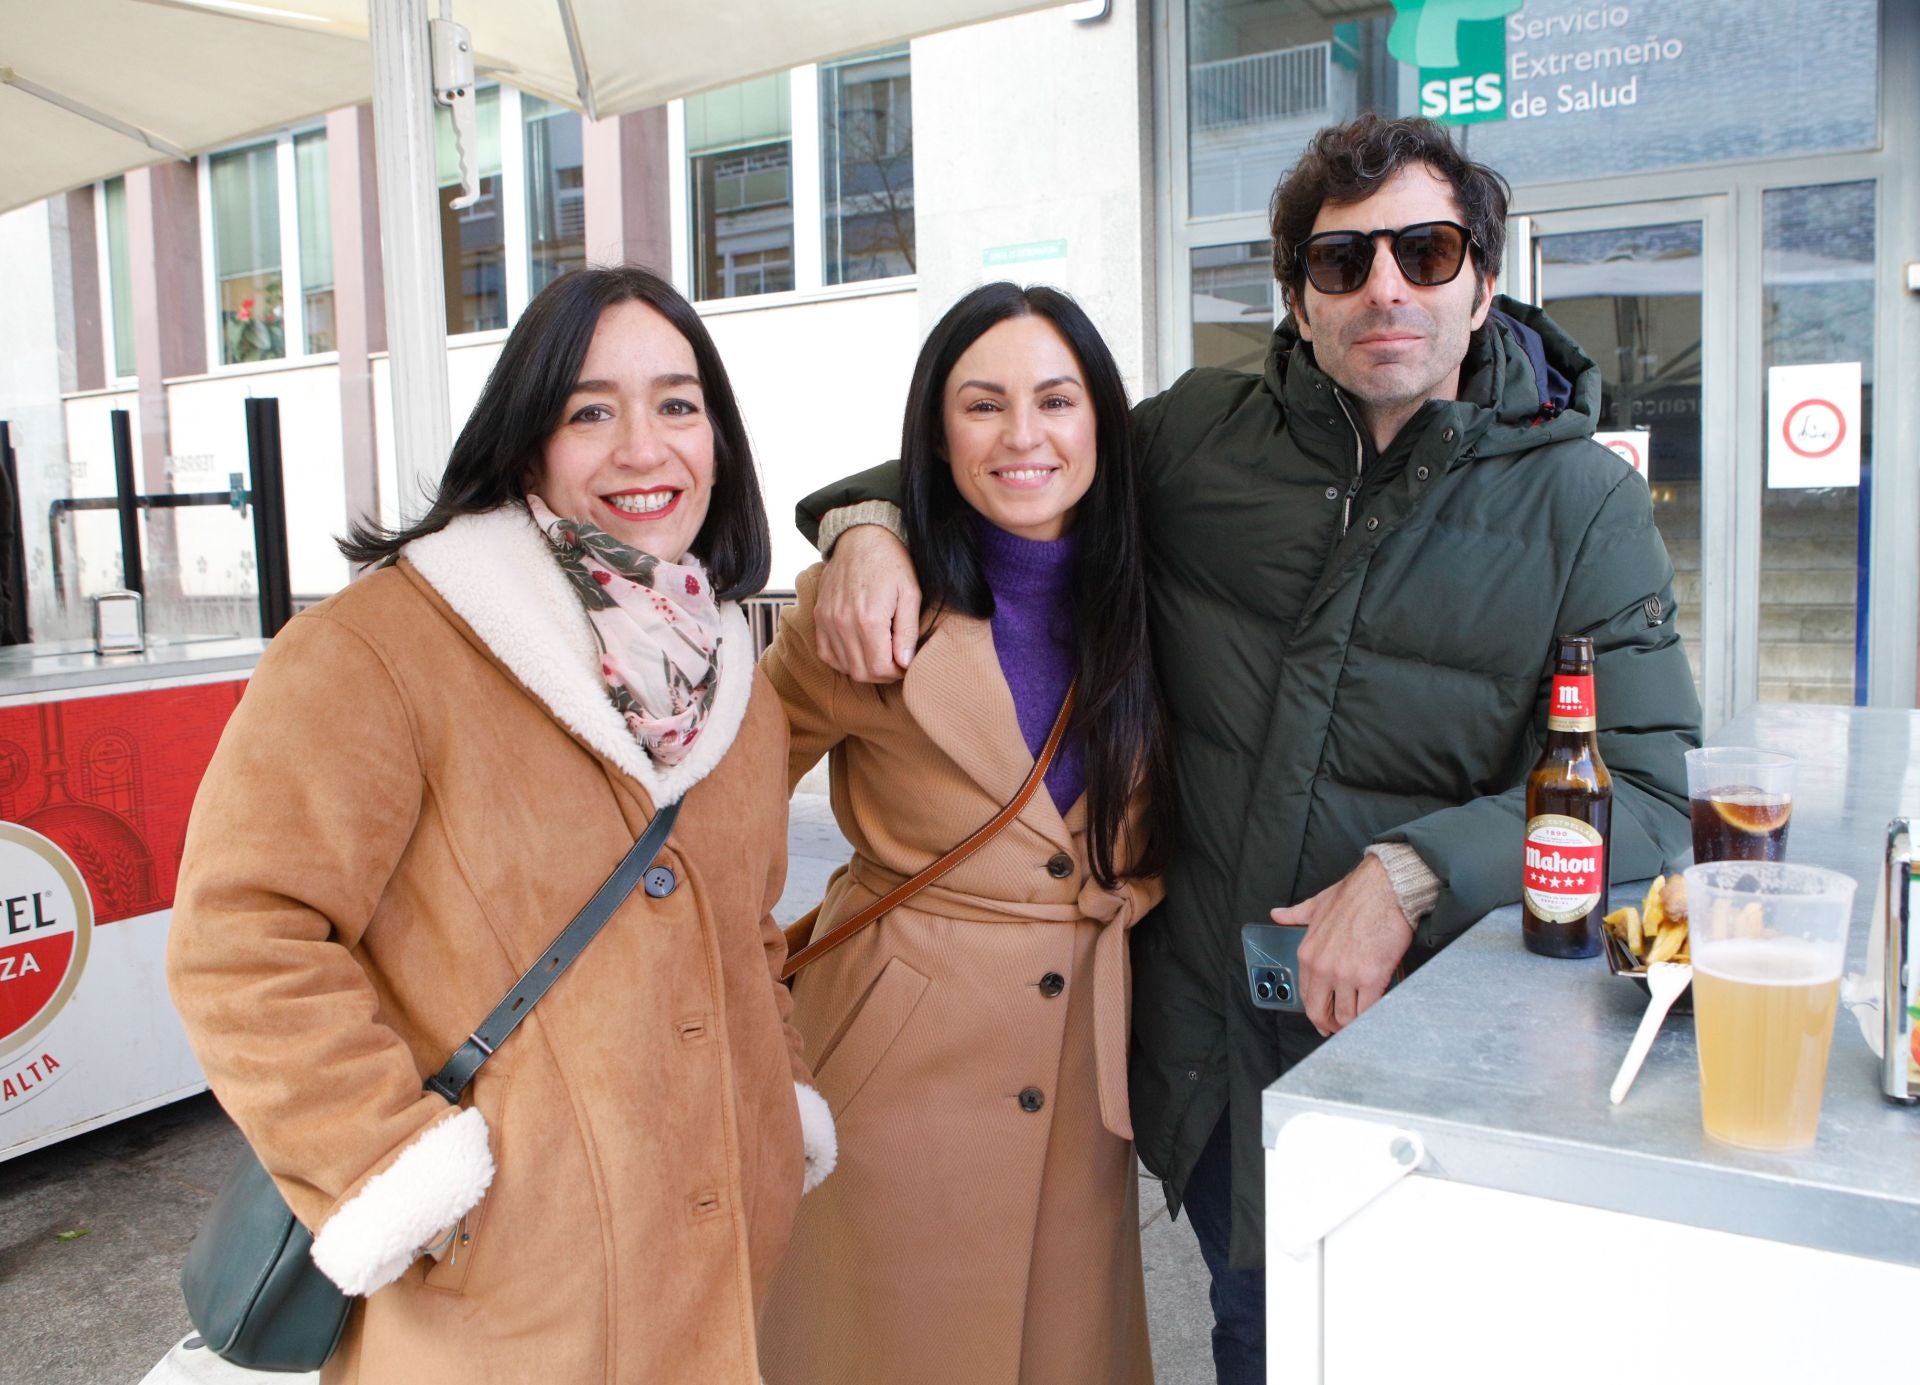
1390,0,1525,126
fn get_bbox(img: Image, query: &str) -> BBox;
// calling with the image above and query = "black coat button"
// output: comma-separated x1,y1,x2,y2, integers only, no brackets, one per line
1039,972,1065,998
1365,516,1380,531
1046,852,1073,879
1018,1087,1045,1112
644,866,677,898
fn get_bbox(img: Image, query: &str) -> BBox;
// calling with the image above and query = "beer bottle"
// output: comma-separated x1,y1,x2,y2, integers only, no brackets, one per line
1522,635,1613,958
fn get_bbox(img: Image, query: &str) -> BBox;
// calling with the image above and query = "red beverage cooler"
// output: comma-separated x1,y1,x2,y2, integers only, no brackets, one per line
0,641,262,1159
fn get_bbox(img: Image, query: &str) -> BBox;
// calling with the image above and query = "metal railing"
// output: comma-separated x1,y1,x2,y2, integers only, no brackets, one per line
1190,42,1332,131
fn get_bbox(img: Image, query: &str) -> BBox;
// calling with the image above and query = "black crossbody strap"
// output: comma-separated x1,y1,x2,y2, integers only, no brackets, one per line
425,800,681,1103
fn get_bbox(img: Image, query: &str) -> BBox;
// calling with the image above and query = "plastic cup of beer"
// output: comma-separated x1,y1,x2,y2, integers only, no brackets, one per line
1684,861,1855,1151
1685,747,1795,862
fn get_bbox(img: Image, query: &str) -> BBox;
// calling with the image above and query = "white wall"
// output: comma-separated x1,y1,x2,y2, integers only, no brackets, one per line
371,334,507,531
702,288,922,589
910,0,1157,399
165,363,350,595
0,206,84,639
58,389,140,616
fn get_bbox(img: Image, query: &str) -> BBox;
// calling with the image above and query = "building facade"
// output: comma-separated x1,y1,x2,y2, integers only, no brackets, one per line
0,0,1913,724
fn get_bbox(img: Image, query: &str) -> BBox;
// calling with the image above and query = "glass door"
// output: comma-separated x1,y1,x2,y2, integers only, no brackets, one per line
1507,198,1736,729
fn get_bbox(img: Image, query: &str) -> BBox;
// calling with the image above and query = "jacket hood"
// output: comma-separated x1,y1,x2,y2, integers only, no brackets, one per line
1266,294,1601,462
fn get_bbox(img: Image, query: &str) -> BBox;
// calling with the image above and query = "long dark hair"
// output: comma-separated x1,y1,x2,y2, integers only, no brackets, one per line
901,282,1174,887
339,264,771,599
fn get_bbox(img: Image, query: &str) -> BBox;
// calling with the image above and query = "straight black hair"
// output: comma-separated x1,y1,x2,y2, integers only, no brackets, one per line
900,282,1175,888
339,264,771,600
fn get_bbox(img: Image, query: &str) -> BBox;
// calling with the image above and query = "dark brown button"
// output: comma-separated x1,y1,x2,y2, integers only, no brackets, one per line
1039,972,1065,998
1046,852,1073,879
644,866,677,898
1018,1087,1045,1112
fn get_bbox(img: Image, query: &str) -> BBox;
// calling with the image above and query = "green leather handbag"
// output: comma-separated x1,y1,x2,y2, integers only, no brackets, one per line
179,802,680,1371
179,1152,351,1371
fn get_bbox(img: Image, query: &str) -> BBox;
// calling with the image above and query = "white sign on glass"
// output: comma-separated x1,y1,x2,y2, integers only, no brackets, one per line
1767,362,1862,490
1593,429,1652,480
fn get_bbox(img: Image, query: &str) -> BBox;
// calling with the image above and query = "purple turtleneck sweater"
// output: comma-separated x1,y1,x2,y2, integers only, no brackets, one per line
976,517,1083,814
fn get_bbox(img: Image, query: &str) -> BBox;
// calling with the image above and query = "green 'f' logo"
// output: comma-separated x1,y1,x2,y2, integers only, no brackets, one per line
1390,0,1522,125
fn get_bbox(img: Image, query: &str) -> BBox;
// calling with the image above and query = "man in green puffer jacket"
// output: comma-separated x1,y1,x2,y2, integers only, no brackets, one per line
794,115,1700,1383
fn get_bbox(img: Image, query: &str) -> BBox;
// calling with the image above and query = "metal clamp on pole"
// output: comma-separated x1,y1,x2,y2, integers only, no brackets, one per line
430,8,478,209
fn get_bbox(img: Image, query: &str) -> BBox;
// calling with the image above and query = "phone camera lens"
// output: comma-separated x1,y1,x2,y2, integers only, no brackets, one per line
1255,979,1274,1001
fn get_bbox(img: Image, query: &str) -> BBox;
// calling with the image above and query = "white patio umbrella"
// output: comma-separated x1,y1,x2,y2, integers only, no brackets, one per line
0,0,374,215
3,0,1061,520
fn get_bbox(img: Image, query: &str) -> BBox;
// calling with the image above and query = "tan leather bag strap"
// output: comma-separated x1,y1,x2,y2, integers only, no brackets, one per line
781,681,1078,982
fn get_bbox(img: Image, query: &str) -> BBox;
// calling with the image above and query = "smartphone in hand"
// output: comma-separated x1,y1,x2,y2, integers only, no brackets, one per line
1241,922,1306,1012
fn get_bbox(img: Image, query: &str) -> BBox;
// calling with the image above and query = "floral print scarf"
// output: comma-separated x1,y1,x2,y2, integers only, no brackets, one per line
526,495,722,767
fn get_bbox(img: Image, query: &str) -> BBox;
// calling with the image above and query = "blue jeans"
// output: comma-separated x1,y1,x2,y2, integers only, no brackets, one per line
1181,1111,1266,1385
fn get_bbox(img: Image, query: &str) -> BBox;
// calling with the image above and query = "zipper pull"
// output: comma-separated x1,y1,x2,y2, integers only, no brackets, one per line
1341,474,1363,533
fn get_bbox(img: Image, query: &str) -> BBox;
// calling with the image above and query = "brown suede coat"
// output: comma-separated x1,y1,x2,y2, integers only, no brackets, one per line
167,506,812,1385
756,566,1159,1385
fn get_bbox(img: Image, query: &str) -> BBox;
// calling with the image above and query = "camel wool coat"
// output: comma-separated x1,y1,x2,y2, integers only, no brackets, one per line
167,505,834,1385
756,566,1160,1385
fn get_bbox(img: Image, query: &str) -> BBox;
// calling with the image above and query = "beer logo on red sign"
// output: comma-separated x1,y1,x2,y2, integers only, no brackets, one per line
0,823,93,1064
1523,814,1605,923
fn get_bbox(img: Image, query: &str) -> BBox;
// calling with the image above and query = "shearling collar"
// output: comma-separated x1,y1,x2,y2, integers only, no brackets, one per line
403,504,754,806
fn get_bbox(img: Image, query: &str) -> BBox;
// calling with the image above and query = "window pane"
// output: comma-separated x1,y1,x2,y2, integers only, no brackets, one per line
210,143,284,364
1187,2,1400,218
1759,181,1874,706
525,95,586,294
1191,241,1273,372
691,141,794,300
688,77,794,301
435,86,506,333
821,50,914,285
294,131,335,354
1537,221,1705,704
102,176,135,378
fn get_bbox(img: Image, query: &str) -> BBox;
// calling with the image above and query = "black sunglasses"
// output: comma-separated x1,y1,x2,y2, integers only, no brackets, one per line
1296,220,1477,296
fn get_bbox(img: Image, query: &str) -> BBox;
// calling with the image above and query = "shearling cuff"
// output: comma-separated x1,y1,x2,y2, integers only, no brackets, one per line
816,501,906,557
310,1107,495,1296
1364,843,1442,927
795,1083,836,1194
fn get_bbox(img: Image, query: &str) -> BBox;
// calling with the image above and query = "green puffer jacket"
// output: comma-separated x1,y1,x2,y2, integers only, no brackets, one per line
795,297,1702,1269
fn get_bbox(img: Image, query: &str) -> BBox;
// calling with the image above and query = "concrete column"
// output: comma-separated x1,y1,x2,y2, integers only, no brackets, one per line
582,108,671,273
328,105,386,536
124,162,205,595
57,190,103,394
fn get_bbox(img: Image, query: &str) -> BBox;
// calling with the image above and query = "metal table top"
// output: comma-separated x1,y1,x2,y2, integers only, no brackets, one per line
1264,703,1920,1268
0,638,266,702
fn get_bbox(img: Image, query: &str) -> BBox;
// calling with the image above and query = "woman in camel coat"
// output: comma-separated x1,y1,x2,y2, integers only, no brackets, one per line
757,285,1175,1385
167,267,833,1385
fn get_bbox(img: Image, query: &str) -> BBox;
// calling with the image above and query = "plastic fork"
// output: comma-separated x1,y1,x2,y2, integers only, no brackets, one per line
1609,962,1694,1105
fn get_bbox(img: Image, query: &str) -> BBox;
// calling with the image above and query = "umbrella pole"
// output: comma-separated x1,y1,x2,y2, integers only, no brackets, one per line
369,0,454,527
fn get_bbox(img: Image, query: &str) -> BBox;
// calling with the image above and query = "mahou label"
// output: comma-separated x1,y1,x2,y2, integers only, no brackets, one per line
1546,674,1596,732
1523,814,1605,923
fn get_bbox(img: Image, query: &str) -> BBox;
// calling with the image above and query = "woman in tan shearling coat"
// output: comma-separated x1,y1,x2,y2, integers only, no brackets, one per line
758,285,1176,1384
168,267,832,1385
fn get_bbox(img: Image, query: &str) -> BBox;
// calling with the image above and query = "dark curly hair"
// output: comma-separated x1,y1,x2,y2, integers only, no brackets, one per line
1270,115,1510,316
